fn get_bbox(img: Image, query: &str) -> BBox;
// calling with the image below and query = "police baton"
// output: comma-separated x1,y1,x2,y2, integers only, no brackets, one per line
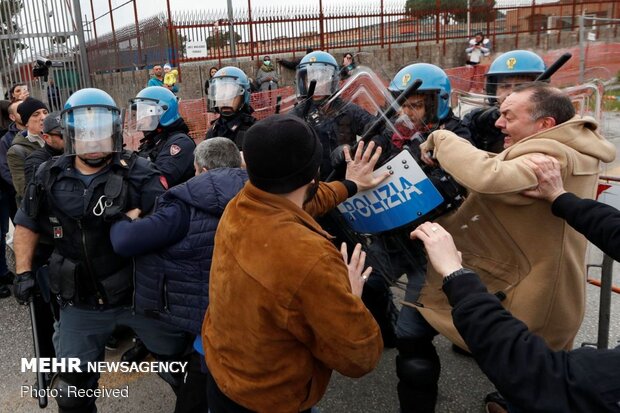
28,299,48,408
535,52,572,82
301,80,318,118
274,95,282,114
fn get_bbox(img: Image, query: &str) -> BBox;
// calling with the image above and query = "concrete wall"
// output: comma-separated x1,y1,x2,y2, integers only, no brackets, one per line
92,29,620,106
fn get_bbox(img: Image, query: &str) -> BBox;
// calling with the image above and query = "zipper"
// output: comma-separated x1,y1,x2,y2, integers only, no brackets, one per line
77,219,105,305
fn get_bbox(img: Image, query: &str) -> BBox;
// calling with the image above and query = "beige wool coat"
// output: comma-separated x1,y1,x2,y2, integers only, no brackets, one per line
417,115,616,351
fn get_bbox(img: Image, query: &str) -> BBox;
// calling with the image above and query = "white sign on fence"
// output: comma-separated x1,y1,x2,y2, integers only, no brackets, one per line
186,41,208,58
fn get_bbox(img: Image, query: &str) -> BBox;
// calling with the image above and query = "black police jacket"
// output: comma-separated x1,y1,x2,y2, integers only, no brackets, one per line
20,151,164,306
462,106,505,153
138,118,196,188
292,98,378,180
205,110,257,150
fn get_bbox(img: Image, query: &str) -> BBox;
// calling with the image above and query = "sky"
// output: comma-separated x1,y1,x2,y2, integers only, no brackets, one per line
79,0,560,36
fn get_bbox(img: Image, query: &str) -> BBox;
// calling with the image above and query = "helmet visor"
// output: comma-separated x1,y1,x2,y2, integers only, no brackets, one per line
296,63,338,98
63,106,121,155
127,99,165,132
208,78,244,109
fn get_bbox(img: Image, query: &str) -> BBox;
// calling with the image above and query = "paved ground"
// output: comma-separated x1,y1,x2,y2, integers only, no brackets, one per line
1,113,619,413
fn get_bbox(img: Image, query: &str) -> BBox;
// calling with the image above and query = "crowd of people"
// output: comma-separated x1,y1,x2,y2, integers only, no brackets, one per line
0,46,618,413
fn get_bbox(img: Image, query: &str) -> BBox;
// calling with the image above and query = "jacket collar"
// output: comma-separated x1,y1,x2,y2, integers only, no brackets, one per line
243,182,333,239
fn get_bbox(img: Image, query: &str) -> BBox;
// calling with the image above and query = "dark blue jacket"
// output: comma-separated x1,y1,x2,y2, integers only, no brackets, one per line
110,167,248,334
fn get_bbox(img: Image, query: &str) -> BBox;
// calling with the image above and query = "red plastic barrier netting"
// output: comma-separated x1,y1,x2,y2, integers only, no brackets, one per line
122,44,620,147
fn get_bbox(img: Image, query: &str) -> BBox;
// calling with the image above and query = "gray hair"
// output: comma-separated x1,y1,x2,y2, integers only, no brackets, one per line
194,137,241,170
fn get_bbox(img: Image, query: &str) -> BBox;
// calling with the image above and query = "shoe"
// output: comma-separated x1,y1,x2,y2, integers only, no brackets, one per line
121,339,150,363
0,284,10,298
485,392,508,413
105,334,119,351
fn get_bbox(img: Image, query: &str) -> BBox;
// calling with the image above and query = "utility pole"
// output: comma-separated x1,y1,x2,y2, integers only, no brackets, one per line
73,0,92,87
227,0,236,60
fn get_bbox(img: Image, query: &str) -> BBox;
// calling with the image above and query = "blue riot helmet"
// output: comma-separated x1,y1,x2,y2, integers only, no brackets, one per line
129,86,179,132
485,50,546,97
61,88,122,157
296,51,340,99
208,66,251,116
389,63,451,125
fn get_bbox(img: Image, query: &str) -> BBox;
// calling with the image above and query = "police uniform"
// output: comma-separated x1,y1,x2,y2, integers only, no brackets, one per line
138,125,196,188
15,152,188,412
205,110,256,151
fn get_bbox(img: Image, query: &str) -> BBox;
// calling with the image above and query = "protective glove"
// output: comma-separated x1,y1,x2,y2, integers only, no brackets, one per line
330,144,349,169
14,271,35,305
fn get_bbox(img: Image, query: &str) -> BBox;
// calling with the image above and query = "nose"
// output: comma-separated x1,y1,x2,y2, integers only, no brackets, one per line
495,116,505,129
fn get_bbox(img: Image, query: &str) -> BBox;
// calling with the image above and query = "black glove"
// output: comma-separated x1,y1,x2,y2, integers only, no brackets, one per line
330,144,348,169
13,271,35,305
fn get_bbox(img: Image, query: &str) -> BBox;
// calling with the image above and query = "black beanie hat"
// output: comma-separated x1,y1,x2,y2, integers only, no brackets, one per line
243,114,322,194
17,97,48,126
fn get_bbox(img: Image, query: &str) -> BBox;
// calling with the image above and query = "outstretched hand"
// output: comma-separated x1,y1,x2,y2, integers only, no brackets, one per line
344,141,390,192
410,222,463,277
340,242,372,297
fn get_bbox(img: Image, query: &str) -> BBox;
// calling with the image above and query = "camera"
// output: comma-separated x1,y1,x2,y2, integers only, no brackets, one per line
36,57,52,67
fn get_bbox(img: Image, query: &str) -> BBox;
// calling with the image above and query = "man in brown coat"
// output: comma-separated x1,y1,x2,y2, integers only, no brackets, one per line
202,114,386,413
406,82,616,412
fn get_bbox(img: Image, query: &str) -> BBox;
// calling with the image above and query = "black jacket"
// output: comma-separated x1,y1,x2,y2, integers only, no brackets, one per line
24,144,63,185
462,106,505,153
552,192,620,262
138,118,196,188
205,110,256,151
443,192,620,412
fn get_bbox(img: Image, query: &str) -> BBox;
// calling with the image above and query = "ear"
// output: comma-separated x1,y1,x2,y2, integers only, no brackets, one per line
539,116,557,130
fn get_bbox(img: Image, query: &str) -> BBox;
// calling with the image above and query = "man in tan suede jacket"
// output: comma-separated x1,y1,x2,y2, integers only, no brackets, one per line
202,114,386,413
414,82,616,412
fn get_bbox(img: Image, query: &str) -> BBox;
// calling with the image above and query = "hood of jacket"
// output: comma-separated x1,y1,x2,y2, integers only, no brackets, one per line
504,115,616,164
167,167,248,216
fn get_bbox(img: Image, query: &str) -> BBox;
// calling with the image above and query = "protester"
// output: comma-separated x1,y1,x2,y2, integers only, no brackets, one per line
9,83,29,102
416,82,616,412
203,114,386,412
463,50,546,153
7,97,48,204
110,137,247,413
411,209,620,412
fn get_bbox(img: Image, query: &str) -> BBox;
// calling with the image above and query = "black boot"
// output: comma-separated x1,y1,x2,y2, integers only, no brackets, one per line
121,338,150,362
396,338,440,413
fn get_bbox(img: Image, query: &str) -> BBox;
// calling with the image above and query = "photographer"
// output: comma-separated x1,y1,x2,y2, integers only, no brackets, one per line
465,31,490,66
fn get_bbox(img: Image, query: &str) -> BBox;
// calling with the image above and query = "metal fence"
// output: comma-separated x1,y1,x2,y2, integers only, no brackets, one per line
0,0,90,105
84,0,620,74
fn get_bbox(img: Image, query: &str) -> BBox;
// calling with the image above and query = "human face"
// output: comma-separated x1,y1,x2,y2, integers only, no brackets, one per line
495,90,547,148
343,54,353,64
474,34,483,43
401,95,426,129
210,68,217,77
153,66,163,78
43,132,64,151
12,85,29,100
27,108,48,135
496,75,537,104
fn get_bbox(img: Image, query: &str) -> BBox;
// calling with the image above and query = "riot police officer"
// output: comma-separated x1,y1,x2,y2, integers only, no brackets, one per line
463,50,546,153
12,88,188,413
292,51,392,180
205,66,256,150
384,63,470,413
132,86,196,189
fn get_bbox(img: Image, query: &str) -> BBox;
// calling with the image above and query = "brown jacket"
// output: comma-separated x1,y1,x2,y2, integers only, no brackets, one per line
418,116,616,351
202,181,382,413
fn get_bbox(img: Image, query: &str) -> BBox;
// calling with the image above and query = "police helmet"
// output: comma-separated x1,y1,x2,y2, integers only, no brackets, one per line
389,63,452,123
296,51,340,99
129,86,180,132
485,50,546,96
61,88,122,156
208,66,251,114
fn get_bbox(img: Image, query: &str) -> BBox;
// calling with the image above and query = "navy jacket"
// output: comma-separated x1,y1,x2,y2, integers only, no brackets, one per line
110,167,248,335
